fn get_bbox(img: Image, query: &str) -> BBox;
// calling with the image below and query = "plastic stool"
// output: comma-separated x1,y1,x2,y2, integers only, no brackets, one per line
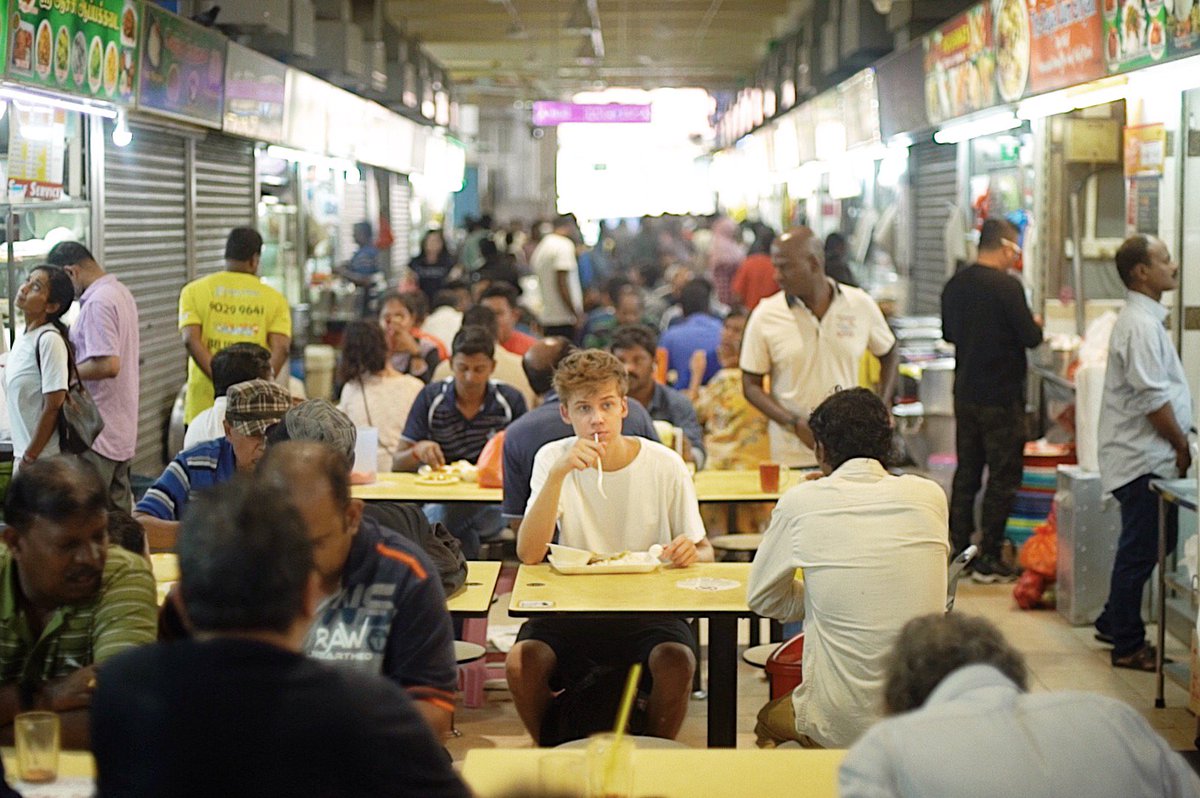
709,533,764,562
555,735,689,750
459,620,490,709
742,643,776,669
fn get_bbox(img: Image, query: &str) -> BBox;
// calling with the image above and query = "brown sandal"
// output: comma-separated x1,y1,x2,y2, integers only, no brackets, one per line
1112,645,1167,672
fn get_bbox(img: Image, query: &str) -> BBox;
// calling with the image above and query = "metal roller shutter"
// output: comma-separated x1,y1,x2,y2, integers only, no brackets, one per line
339,179,368,264
193,134,256,278
103,122,188,476
389,172,413,266
910,140,958,315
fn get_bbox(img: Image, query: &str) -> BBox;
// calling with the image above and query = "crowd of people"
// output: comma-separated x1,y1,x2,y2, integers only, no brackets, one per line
0,211,1193,796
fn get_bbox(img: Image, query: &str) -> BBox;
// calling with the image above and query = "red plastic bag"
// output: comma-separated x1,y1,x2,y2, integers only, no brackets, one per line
1018,512,1058,578
1013,570,1049,610
477,431,504,489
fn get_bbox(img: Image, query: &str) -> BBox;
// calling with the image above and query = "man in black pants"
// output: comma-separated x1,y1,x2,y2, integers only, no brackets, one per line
940,218,1043,582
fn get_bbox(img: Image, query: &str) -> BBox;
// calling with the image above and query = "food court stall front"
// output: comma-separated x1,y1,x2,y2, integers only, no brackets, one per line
0,0,143,346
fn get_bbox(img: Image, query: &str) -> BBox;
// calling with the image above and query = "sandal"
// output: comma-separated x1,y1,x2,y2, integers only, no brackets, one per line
1112,645,1168,672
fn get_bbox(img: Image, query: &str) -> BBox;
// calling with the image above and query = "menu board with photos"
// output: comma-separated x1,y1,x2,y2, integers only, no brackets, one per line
923,4,997,125
7,0,139,103
137,2,224,127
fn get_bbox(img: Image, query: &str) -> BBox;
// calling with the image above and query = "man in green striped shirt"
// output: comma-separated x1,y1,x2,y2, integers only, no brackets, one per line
0,457,156,748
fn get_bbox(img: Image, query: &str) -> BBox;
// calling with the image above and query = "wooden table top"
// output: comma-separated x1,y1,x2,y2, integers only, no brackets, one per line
351,472,502,503
446,561,502,616
509,562,752,616
152,554,500,616
461,748,846,797
350,469,789,504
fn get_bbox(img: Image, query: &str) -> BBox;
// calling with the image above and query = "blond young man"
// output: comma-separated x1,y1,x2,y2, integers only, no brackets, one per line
508,350,713,744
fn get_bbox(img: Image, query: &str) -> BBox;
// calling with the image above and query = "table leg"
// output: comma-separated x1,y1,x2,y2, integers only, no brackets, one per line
707,615,738,748
1156,494,1167,709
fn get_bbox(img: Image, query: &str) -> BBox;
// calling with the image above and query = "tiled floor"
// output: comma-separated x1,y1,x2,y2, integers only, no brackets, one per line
446,577,1198,759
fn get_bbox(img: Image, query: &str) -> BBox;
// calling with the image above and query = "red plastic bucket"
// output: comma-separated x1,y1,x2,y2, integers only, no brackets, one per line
764,633,804,701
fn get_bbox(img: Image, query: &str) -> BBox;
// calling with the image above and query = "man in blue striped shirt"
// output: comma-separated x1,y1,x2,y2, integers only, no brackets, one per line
133,379,290,549
394,326,527,557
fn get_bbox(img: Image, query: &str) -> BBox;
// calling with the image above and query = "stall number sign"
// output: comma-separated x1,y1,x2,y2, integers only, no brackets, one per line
6,106,65,201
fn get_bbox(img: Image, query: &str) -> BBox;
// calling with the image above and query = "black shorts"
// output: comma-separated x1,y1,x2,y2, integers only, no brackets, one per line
516,616,697,688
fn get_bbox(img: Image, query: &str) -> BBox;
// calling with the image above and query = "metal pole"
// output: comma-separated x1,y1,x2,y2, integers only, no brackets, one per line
1068,187,1086,338
6,211,15,349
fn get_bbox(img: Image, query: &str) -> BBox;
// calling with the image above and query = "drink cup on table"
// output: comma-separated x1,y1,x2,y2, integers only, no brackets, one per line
14,711,59,783
759,461,781,493
585,732,633,798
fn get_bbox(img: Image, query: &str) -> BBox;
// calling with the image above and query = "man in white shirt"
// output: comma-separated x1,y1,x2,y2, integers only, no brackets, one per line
183,343,273,450
530,214,583,339
839,613,1200,798
1095,235,1194,671
508,350,713,744
748,388,948,748
740,227,897,467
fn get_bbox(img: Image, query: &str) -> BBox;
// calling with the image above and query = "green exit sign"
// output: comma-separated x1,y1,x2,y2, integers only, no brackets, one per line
593,163,607,170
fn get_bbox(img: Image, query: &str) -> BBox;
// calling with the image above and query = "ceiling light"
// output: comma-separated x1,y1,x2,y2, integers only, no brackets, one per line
933,110,1019,144
1016,77,1128,120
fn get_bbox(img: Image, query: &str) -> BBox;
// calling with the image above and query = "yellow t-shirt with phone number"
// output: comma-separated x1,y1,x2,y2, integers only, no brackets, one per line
178,271,291,423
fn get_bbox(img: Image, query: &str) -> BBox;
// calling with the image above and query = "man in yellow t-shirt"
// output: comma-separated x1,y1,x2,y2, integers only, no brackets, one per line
179,227,291,423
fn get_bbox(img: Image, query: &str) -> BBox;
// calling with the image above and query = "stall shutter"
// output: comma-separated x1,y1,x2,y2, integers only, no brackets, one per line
193,134,256,278
103,123,188,476
389,173,413,270
910,140,959,315
339,179,369,263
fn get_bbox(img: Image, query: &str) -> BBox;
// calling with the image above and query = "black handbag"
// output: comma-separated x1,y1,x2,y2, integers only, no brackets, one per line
35,329,105,454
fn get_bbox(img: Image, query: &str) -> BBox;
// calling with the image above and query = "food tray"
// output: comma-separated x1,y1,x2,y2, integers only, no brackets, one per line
548,556,660,575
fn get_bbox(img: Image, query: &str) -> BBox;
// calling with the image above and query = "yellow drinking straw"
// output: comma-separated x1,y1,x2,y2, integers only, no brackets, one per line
604,662,642,793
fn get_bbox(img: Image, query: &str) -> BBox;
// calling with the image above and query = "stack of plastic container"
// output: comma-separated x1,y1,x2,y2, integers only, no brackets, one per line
1004,442,1076,551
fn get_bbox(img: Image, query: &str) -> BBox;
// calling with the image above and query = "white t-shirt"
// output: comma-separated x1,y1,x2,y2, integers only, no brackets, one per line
527,436,706,553
530,233,582,326
5,327,68,462
337,371,424,472
183,396,227,450
739,285,895,467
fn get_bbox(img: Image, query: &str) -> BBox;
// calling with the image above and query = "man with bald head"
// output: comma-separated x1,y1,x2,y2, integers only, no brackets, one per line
258,440,457,739
740,227,897,468
501,338,660,526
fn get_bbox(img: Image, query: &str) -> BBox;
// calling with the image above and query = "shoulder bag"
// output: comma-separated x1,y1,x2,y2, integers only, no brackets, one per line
35,328,105,454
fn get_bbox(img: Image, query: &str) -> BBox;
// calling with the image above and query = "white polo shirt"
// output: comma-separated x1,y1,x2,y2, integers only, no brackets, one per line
739,284,894,467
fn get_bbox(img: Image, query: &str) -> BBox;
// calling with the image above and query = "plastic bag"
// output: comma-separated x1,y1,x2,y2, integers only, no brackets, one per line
1018,511,1057,578
477,431,504,489
1013,570,1049,610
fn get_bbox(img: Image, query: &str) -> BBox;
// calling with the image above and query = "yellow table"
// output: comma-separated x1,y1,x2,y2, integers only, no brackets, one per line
462,748,846,797
150,553,499,617
446,561,502,617
350,469,790,504
3,748,94,795
509,563,752,748
693,469,785,503
351,472,501,503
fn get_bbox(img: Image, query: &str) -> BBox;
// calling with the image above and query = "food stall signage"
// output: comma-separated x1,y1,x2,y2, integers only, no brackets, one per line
531,101,651,126
6,0,139,104
1028,0,1106,93
136,2,225,128
923,5,996,125
7,105,65,201
222,42,285,143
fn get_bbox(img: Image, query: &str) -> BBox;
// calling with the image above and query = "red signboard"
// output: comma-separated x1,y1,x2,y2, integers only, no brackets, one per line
1028,0,1106,93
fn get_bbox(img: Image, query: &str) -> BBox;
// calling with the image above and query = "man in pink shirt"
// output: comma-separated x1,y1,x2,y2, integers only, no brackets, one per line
48,242,140,511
